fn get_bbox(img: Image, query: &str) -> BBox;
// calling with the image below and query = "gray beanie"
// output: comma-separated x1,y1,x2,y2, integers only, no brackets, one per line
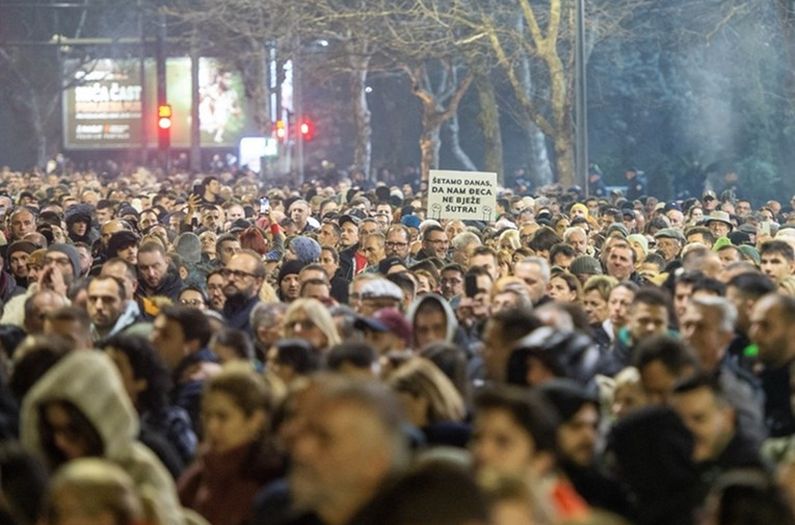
175,233,202,264
570,255,603,276
47,243,80,277
289,236,321,264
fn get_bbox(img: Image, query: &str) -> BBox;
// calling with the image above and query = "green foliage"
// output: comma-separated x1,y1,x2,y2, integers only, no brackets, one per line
735,157,781,206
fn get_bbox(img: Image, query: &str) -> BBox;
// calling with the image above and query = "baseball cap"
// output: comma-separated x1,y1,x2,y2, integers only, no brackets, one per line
354,308,413,346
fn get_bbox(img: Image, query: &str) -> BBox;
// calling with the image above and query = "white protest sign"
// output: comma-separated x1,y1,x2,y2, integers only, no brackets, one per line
427,170,498,222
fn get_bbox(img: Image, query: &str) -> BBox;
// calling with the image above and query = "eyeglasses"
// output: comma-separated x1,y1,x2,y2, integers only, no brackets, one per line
179,298,206,306
220,268,259,280
386,241,408,248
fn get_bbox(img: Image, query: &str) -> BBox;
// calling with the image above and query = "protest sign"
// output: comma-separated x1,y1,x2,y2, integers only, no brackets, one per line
427,170,498,222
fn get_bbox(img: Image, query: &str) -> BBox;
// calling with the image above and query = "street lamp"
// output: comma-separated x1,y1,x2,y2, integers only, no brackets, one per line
575,0,589,196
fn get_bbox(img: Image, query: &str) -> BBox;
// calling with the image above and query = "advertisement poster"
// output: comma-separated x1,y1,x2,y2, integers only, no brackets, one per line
63,58,256,149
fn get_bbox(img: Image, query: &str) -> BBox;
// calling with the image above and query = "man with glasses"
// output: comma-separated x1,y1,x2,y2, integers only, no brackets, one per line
421,225,450,262
206,269,227,312
384,224,414,265
221,250,266,335
439,263,465,302
39,243,81,298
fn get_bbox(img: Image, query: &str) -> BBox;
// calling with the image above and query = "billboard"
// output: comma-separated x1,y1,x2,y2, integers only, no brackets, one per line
63,58,257,149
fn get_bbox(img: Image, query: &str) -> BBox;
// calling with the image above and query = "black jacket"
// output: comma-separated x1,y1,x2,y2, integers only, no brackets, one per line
139,267,183,300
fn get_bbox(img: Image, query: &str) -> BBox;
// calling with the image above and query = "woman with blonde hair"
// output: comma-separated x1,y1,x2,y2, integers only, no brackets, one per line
388,357,468,447
498,229,522,251
496,249,513,279
282,298,341,352
43,458,145,525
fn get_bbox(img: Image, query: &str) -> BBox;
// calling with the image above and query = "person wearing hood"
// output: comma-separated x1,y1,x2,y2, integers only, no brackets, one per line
407,293,462,352
20,351,192,525
65,204,98,245
175,232,212,288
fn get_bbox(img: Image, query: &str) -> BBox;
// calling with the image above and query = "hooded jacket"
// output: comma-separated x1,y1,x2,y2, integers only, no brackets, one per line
406,293,459,349
20,351,199,525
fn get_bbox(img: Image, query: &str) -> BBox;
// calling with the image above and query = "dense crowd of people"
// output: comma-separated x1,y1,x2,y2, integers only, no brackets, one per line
1,164,795,525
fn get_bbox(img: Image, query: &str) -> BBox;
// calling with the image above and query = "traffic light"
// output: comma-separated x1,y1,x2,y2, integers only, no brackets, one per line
157,104,172,149
298,117,315,142
273,119,287,142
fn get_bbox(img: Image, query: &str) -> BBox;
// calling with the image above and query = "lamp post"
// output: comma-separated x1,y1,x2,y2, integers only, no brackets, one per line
575,0,589,196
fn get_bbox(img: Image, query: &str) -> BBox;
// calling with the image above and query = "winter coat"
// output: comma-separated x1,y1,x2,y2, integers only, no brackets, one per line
20,351,203,525
140,267,184,300
179,441,284,525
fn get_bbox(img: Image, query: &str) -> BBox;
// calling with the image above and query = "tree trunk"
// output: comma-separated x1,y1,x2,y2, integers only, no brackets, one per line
519,52,553,185
447,113,477,171
528,124,553,186
419,125,441,185
554,132,575,188
350,60,372,179
475,75,503,181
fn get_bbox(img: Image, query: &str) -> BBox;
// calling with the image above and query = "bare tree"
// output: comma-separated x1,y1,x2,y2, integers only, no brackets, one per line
404,61,474,180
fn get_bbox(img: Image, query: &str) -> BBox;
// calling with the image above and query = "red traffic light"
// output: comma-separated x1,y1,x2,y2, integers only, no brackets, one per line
158,104,172,130
298,117,315,142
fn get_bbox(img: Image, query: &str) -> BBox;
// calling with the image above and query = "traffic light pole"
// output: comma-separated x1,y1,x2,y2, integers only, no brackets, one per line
156,6,170,171
138,0,147,166
294,40,305,185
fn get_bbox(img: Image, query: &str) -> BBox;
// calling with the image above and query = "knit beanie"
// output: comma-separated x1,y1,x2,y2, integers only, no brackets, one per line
47,243,80,277
175,232,202,264
738,245,761,265
400,215,421,229
627,234,649,257
278,260,305,284
570,203,589,218
606,223,629,238
290,236,321,264
7,240,38,257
